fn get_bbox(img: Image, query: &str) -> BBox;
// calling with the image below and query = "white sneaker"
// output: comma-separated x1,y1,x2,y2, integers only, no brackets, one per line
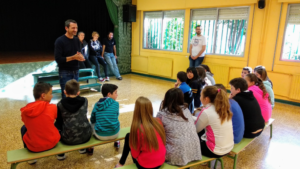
105,77,110,81
27,159,37,165
99,78,105,82
56,154,66,160
78,149,86,154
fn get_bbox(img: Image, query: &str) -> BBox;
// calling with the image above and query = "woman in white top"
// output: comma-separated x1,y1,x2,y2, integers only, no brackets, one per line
195,86,234,158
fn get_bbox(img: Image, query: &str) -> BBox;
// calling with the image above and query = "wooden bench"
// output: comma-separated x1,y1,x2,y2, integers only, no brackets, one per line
119,156,225,169
226,118,275,169
32,68,101,93
7,127,130,169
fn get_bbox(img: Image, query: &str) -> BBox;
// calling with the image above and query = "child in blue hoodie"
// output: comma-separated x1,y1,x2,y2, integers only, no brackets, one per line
90,84,120,147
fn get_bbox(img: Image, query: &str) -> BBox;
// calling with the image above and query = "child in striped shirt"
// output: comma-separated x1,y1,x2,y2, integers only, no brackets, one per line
90,84,120,147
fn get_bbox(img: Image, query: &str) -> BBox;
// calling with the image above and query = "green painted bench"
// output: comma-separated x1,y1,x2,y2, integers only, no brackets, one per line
7,127,130,169
32,68,101,93
227,118,275,169
119,156,224,169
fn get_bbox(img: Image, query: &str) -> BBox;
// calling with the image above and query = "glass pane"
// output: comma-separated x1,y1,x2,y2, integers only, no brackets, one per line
143,12,162,49
215,19,247,56
189,20,215,53
162,11,185,51
282,24,300,61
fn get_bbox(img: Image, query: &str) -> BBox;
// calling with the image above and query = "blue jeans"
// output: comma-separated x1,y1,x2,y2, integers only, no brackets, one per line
189,56,204,67
104,52,121,78
59,70,79,98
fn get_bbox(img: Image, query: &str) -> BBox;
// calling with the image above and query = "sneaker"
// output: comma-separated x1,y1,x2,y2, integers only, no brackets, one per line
99,78,105,82
116,77,122,80
114,141,120,148
78,149,86,154
27,159,37,165
105,77,110,81
86,147,94,155
56,154,66,160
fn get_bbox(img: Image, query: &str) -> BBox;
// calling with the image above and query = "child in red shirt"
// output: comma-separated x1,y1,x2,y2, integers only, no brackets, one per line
20,82,60,164
115,97,166,169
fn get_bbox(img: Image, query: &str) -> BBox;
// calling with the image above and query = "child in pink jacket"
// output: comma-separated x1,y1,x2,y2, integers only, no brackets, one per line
245,74,272,122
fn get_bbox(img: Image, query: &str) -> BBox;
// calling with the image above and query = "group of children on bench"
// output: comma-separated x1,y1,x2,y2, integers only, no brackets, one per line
21,80,120,164
19,64,275,169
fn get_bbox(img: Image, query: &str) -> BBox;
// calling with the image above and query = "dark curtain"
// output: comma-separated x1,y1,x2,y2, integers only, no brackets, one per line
0,0,114,52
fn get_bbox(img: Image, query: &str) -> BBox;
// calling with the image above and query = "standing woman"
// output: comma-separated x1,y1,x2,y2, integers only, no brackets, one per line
195,86,234,158
115,97,166,169
89,31,108,82
157,88,201,166
78,32,92,69
254,66,275,108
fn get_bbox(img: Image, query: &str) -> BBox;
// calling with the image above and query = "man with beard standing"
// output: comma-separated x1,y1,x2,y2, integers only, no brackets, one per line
54,19,85,98
189,25,207,67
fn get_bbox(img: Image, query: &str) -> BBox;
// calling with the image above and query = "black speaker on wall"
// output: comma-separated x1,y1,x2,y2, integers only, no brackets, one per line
123,5,136,22
258,0,265,9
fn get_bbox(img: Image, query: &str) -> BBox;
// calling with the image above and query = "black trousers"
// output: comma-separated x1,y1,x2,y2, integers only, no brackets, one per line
198,130,225,158
89,55,108,78
119,133,162,169
79,59,92,69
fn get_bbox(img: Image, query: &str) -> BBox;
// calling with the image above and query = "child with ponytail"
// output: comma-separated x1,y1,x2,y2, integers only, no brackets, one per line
115,97,166,169
254,66,275,108
195,86,234,158
245,74,272,122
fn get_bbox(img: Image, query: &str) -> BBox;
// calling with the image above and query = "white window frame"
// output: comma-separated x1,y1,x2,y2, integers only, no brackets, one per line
281,4,300,62
143,10,186,52
188,6,250,57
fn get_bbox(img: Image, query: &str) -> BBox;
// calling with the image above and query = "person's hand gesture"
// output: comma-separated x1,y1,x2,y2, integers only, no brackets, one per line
73,52,85,61
115,55,118,59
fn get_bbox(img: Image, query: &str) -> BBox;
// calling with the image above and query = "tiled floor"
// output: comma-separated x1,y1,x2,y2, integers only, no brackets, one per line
1,74,300,169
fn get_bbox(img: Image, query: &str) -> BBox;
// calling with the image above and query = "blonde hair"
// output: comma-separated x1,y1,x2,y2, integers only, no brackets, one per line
129,97,166,151
202,86,233,124
92,31,99,38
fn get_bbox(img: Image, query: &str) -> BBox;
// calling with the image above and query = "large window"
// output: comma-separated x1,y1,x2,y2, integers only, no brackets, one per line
143,10,185,51
282,4,300,61
189,7,249,56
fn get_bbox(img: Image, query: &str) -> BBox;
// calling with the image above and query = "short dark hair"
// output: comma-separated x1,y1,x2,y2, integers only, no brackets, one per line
101,84,118,97
195,25,201,29
65,79,79,95
33,82,52,100
214,84,227,92
229,78,248,92
201,64,213,75
177,71,187,82
108,31,114,35
65,19,77,28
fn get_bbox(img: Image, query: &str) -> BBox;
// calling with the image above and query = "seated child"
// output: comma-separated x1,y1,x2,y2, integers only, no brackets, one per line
254,66,275,108
115,97,166,168
195,86,234,158
200,64,215,85
55,79,93,159
196,66,212,88
214,84,245,144
229,78,265,138
90,84,120,147
157,88,201,166
20,82,60,164
241,66,252,78
186,67,202,110
245,74,272,122
175,71,194,113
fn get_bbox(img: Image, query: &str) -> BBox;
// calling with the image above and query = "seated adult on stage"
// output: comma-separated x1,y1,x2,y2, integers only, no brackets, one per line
78,31,92,69
102,32,122,80
54,19,85,98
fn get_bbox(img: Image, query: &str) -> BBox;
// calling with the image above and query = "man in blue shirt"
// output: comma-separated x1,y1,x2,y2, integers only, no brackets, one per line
54,19,85,98
102,32,122,80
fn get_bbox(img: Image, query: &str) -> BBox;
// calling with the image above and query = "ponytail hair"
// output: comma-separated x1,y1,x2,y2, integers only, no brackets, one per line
202,86,233,124
160,88,188,121
246,74,271,103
